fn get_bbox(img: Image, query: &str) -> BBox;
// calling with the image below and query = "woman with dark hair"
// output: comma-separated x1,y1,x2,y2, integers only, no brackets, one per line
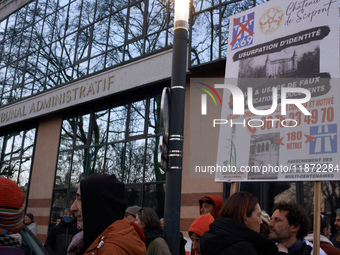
135,208,171,255
200,191,285,255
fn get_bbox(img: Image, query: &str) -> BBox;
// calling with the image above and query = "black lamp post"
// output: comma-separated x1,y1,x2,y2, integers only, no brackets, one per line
163,0,189,254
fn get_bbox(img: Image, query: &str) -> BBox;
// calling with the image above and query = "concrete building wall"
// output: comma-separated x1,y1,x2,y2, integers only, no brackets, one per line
27,114,62,242
0,0,29,20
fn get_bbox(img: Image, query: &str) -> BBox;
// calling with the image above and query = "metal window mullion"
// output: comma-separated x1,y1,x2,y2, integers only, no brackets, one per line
86,111,97,176
122,103,132,182
218,0,222,60
124,5,131,62
165,0,170,47
87,111,95,148
142,0,149,55
102,107,112,173
32,0,49,93
103,1,114,69
84,0,96,68
73,0,84,76
7,12,20,96
141,96,151,183
16,130,27,184
45,11,58,84
16,8,26,65
23,2,38,91
143,96,150,136
58,2,72,75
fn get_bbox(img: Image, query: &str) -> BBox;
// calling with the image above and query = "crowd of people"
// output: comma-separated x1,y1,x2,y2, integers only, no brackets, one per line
1,175,340,255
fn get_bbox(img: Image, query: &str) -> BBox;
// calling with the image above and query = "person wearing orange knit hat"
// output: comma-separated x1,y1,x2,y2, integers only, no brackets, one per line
0,177,25,249
188,213,214,255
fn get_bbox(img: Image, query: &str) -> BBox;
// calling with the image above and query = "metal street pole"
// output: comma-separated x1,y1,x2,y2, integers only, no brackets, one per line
163,1,189,254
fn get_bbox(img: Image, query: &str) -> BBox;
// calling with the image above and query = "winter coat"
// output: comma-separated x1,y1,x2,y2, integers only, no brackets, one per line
200,217,278,255
146,237,171,255
83,218,146,255
305,233,339,255
0,246,24,255
26,221,37,236
0,233,24,255
284,240,326,255
44,220,80,255
80,174,146,254
144,229,170,255
331,233,340,249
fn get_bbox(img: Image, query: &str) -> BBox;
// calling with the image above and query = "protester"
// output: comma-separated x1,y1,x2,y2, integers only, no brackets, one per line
160,218,164,229
260,211,271,237
24,213,37,236
199,196,223,219
135,207,171,255
44,209,80,255
68,174,146,254
188,213,214,255
159,217,185,254
0,177,25,253
55,217,62,226
125,205,142,223
200,191,280,255
269,201,326,255
305,214,340,255
331,208,340,248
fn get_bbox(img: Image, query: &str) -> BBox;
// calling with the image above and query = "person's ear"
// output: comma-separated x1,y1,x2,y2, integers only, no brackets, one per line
244,217,249,227
290,224,300,234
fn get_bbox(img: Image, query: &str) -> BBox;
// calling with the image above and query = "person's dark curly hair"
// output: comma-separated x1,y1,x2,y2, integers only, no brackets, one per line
273,201,311,240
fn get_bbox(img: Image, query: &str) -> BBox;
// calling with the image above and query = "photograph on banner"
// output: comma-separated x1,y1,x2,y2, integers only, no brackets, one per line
214,0,340,182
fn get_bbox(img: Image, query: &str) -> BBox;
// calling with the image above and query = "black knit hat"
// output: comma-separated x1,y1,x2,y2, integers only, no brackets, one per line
25,213,34,222
81,174,127,251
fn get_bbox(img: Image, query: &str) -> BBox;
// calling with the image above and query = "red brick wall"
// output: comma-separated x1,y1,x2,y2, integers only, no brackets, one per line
27,198,52,243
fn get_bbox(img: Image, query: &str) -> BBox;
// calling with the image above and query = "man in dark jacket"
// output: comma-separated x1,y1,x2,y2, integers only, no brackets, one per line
331,208,340,248
44,209,80,255
269,202,326,255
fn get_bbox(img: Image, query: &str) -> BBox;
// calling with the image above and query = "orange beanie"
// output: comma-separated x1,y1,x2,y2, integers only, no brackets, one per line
188,213,214,237
0,177,25,233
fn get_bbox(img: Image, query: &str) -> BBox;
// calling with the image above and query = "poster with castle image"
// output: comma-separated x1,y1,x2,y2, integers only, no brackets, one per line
215,0,340,182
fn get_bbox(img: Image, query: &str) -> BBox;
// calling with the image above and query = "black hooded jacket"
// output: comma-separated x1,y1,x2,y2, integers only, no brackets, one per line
44,218,80,255
200,217,279,255
80,174,127,252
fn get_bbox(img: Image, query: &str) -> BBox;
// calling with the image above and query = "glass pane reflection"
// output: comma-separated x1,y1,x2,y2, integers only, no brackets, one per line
124,139,145,183
108,105,127,142
56,151,72,188
105,143,124,181
129,100,146,136
76,114,90,146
